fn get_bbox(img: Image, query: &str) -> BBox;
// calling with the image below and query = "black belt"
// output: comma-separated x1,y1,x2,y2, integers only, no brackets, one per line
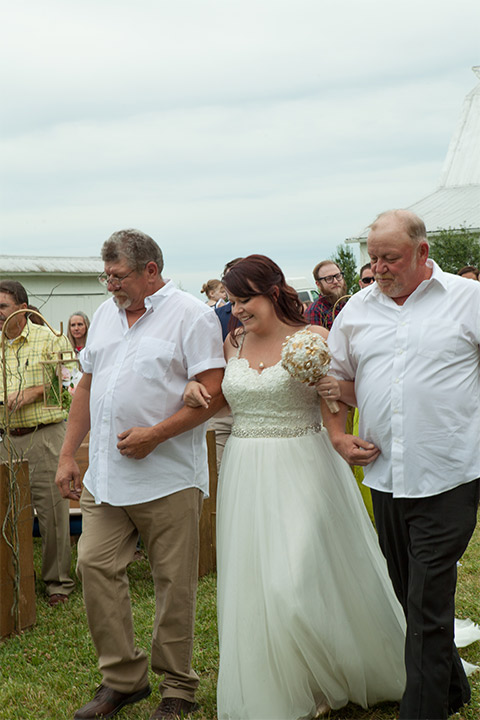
1,422,59,437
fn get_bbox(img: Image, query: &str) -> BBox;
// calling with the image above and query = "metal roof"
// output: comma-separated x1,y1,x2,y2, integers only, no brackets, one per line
406,184,480,233
0,256,103,274
348,66,480,241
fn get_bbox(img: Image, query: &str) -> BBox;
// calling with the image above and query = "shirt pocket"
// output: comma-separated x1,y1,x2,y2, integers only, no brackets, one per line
132,337,176,381
416,319,460,360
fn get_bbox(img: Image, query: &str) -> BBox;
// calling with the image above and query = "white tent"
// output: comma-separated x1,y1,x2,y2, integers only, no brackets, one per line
349,66,480,262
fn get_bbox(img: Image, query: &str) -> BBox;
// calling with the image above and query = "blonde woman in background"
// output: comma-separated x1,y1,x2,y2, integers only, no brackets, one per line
201,279,227,307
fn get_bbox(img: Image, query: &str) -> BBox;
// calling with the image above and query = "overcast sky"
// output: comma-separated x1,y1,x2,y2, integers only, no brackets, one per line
1,0,479,297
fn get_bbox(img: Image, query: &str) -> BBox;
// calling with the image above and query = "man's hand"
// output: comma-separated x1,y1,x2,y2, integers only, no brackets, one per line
330,433,380,466
7,386,43,411
117,426,159,459
55,456,82,501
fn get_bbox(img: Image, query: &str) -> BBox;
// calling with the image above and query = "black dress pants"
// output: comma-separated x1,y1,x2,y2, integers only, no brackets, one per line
371,479,479,720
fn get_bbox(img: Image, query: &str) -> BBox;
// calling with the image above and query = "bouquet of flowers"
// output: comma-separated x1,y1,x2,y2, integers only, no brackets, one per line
281,328,339,413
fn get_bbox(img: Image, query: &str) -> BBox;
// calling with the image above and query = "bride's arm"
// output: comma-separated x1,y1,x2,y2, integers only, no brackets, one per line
307,326,356,405
316,378,357,406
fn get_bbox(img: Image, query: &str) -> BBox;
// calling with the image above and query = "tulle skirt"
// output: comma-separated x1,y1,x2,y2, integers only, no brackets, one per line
216,428,407,720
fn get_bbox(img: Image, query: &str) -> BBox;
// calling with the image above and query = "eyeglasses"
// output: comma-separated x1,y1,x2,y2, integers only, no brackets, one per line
317,272,344,284
97,269,136,288
361,276,375,285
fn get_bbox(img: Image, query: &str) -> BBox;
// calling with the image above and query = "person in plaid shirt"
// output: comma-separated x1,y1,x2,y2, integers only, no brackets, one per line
0,279,74,606
304,260,348,329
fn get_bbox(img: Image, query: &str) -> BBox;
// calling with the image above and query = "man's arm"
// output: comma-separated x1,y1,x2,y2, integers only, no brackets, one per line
321,397,380,466
55,373,92,500
7,385,44,411
116,367,225,460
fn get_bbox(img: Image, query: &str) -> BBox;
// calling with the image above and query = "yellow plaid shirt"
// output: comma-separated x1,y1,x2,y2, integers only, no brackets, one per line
1,320,72,429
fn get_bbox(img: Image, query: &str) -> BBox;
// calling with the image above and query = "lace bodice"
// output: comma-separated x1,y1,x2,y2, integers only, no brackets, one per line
222,357,323,438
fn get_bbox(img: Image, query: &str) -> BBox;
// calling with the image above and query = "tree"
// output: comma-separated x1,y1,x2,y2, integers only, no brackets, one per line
330,243,358,295
428,226,480,274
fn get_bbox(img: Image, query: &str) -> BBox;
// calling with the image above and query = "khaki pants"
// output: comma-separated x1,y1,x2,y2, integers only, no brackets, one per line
77,487,203,700
0,421,74,597
207,413,233,473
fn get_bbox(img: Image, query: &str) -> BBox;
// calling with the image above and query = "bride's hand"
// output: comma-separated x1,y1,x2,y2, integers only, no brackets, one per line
315,375,340,401
183,380,212,408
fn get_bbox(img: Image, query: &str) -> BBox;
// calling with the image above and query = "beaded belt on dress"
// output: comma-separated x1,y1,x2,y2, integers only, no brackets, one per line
231,422,323,438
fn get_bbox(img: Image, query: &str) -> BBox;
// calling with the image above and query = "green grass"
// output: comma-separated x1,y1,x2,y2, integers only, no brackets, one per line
0,518,479,720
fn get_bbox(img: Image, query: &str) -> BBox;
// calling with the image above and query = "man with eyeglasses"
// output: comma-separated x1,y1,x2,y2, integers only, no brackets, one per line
55,229,225,720
304,260,348,329
358,262,375,289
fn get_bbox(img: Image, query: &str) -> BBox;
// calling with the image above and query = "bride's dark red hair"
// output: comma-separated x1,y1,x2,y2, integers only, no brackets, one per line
222,255,305,342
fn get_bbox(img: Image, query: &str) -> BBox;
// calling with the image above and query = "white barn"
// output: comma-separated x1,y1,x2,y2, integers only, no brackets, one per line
0,256,106,332
348,66,480,263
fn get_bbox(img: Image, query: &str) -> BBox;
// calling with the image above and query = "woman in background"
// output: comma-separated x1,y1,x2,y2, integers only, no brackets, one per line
201,278,228,307
67,311,90,358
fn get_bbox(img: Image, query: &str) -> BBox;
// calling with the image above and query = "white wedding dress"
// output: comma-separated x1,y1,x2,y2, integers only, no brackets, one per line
216,355,407,720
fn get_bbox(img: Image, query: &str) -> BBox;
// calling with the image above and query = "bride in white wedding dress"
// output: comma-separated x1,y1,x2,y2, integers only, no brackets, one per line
186,255,410,720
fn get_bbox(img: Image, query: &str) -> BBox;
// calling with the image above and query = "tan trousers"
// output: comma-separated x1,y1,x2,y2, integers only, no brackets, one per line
0,421,74,597
207,413,233,473
77,487,203,700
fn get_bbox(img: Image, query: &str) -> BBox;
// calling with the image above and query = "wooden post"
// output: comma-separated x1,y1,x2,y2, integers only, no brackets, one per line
0,461,36,638
198,430,218,577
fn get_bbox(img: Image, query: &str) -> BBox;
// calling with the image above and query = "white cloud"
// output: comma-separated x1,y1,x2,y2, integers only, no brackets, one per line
1,0,480,296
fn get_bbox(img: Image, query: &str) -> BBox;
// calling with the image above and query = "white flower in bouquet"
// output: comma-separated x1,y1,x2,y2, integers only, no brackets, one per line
281,328,339,413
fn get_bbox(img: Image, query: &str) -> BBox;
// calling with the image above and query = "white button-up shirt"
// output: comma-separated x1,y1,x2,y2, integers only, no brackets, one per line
328,260,480,498
80,280,225,506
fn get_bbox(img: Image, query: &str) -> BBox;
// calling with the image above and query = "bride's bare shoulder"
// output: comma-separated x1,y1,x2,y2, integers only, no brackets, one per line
306,324,329,340
224,328,245,360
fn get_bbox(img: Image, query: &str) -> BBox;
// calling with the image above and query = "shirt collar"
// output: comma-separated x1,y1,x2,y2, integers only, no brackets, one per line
7,317,32,343
113,278,176,317
362,258,446,305
143,278,176,310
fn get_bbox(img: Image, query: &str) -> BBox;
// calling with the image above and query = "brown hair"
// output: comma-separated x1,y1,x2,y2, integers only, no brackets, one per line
312,260,340,283
201,279,223,299
0,279,28,305
457,265,479,279
222,254,305,345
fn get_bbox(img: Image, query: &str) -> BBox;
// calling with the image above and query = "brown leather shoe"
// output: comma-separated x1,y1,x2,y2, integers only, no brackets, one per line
48,593,69,606
74,683,151,719
149,697,199,719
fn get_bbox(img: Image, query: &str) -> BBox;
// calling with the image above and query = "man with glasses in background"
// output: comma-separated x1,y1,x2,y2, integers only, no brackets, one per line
56,228,225,720
304,260,348,329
